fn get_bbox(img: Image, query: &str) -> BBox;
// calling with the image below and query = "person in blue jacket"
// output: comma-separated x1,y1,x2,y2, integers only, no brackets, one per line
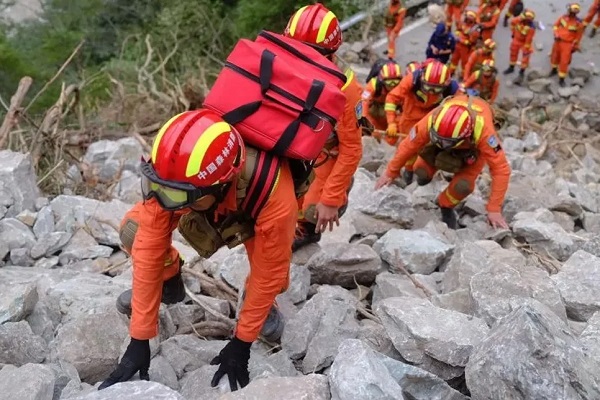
426,22,456,64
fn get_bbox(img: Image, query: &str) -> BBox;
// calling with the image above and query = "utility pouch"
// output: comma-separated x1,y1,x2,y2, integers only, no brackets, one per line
178,212,226,258
434,151,466,173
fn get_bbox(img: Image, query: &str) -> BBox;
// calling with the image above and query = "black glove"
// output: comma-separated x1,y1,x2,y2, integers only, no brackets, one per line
210,337,252,391
98,338,150,390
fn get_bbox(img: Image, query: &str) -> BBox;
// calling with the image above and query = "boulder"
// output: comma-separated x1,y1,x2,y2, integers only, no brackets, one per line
30,231,72,259
0,281,38,324
159,335,227,378
0,150,41,216
0,321,47,365
33,205,55,239
512,218,576,261
580,312,600,365
70,381,184,400
179,365,228,400
0,363,55,400
353,185,414,227
27,296,62,343
148,355,179,391
81,137,143,182
249,348,299,380
357,319,403,360
0,218,36,252
219,374,330,400
218,246,250,292
372,272,436,305
280,264,311,304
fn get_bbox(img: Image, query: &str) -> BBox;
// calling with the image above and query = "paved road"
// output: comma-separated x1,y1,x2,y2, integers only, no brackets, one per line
352,0,600,98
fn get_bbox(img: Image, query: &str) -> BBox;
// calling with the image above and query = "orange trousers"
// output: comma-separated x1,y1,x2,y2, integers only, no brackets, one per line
413,153,486,208
446,5,463,28
449,42,472,77
509,40,531,69
387,28,399,59
550,40,575,78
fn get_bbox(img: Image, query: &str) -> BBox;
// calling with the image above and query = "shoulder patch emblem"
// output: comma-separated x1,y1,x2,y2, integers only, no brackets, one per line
487,135,502,153
355,101,363,119
409,128,417,141
361,90,371,100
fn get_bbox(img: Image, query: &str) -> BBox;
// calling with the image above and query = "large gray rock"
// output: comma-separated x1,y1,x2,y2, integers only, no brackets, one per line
220,374,330,400
581,312,600,365
0,321,47,365
353,185,414,227
81,137,143,182
249,348,299,380
0,150,41,216
372,272,436,305
373,229,454,275
375,297,489,378
552,250,600,322
50,311,129,383
30,231,72,259
512,218,576,261
218,246,250,292
281,285,360,373
27,296,62,343
158,335,227,379
148,355,179,391
470,263,567,327
180,365,228,400
305,243,383,288
33,206,55,239
357,320,403,360
465,301,600,400
0,218,36,252
0,281,38,324
441,243,490,294
0,363,55,400
280,264,311,304
329,339,467,400
70,381,184,400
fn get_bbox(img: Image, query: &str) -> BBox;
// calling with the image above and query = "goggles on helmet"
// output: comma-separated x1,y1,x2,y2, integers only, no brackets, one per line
383,79,401,88
429,127,465,149
421,83,445,94
140,158,228,211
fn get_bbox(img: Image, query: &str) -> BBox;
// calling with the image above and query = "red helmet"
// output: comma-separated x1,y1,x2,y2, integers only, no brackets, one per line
483,38,497,52
464,10,477,22
141,109,245,210
481,59,496,75
405,61,420,75
429,103,474,149
284,3,342,54
420,60,451,93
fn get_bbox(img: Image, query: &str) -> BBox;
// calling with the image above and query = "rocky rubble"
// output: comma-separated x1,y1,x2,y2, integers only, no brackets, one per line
1,55,600,400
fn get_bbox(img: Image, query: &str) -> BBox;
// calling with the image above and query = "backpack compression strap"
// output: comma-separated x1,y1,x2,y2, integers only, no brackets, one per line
240,150,282,220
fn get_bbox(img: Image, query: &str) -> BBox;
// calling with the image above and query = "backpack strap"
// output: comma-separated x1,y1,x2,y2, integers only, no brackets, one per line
240,149,282,220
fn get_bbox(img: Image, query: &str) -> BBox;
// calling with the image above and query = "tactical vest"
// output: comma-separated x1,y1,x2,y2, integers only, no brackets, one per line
474,71,496,100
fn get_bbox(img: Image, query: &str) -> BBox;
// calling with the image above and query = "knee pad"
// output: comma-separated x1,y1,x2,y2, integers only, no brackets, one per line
454,179,474,197
414,168,432,186
119,219,139,254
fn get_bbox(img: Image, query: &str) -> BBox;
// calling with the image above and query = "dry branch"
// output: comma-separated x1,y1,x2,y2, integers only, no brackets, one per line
184,284,236,328
0,77,33,149
391,249,434,298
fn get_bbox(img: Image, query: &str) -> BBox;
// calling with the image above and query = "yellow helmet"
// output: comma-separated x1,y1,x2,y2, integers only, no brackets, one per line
567,3,581,13
522,9,535,20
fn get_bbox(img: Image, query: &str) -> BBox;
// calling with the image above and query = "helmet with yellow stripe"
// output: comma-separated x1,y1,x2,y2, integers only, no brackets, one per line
522,9,535,21
140,109,245,210
464,10,477,23
378,61,402,89
284,3,342,55
567,3,580,14
429,103,474,149
482,38,496,53
405,61,420,75
420,59,451,94
481,59,496,76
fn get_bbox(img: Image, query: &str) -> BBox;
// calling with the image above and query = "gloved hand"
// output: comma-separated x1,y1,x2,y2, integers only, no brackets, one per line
210,337,252,391
99,338,150,390
386,122,399,137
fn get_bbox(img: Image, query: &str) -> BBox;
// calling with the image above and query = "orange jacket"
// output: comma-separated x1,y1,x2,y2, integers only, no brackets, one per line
553,14,585,49
385,94,510,212
510,15,536,50
455,21,480,46
478,4,501,29
127,158,297,342
463,71,499,103
385,2,407,33
384,73,446,133
446,0,469,7
362,77,389,108
464,49,493,80
317,70,363,207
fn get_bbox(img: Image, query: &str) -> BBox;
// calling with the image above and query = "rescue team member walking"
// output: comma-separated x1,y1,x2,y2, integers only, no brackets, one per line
449,10,480,79
385,0,407,59
284,4,363,251
462,59,499,103
584,0,600,37
463,38,496,81
504,9,537,85
362,61,403,136
478,0,502,42
375,94,511,230
549,3,585,87
99,110,298,391
445,0,469,30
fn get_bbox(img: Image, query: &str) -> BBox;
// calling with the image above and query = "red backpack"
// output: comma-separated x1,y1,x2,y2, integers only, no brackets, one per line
203,31,347,161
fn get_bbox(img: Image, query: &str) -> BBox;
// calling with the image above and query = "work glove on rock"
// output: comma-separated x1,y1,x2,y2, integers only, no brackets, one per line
210,337,252,391
98,338,150,390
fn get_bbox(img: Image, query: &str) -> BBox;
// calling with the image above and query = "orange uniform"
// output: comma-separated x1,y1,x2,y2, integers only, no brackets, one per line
126,162,297,342
478,3,501,41
362,77,392,131
445,0,470,29
301,70,362,213
463,49,494,82
551,14,585,78
449,20,480,77
509,15,536,70
385,94,511,212
584,0,600,30
463,70,499,103
385,1,407,59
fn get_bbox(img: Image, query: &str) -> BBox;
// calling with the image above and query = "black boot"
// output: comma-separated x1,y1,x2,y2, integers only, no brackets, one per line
116,260,186,316
402,170,414,185
503,14,509,27
292,222,321,252
513,69,525,85
559,77,566,87
440,207,458,230
549,67,558,77
503,65,515,75
591,28,597,38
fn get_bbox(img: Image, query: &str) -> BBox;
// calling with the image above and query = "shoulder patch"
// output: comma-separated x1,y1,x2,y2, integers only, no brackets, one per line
361,90,371,100
409,128,417,141
487,135,502,153
355,100,363,119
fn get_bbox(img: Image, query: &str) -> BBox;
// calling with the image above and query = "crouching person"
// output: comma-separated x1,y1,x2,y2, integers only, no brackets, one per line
99,109,298,391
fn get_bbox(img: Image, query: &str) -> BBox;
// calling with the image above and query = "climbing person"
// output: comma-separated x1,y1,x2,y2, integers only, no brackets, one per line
463,38,496,81
462,59,500,103
504,8,537,85
384,0,407,59
449,10,481,79
549,3,585,87
478,0,502,41
426,22,457,64
503,0,524,27
583,0,600,38
285,3,363,252
445,0,470,30
362,60,403,140
384,59,460,183
375,93,511,230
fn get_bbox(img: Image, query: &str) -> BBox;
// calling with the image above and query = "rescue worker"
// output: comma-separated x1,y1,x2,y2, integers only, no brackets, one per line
285,4,363,251
98,109,300,391
375,94,511,230
583,0,600,38
463,38,496,82
449,10,481,78
478,0,502,42
445,0,470,30
504,9,536,85
503,0,524,27
462,59,499,103
362,61,403,140
405,60,421,75
550,3,585,87
426,22,457,64
384,59,460,183
385,0,407,59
